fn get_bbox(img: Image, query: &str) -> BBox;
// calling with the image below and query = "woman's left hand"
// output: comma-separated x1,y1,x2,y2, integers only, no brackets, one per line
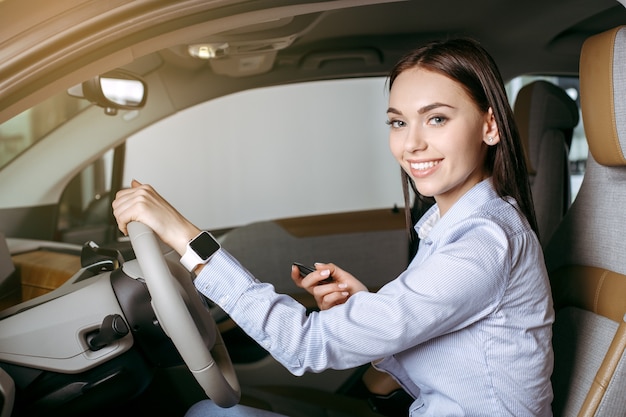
291,262,368,310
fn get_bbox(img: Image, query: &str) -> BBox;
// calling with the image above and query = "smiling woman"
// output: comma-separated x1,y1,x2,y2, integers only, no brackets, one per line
110,37,553,417
1,1,625,416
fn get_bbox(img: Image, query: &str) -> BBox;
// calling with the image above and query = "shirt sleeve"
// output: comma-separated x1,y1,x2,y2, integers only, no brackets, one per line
193,217,517,376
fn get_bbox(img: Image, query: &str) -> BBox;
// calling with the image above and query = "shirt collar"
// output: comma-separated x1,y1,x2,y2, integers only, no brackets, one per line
417,207,440,240
414,178,499,241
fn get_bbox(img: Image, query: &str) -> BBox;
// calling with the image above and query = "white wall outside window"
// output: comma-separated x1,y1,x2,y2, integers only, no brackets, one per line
124,77,403,230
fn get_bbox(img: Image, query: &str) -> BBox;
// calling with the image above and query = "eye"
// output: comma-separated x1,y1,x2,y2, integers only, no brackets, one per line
386,119,406,128
428,115,447,126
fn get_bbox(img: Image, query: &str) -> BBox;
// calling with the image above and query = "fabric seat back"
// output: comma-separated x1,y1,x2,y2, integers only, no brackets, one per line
545,26,626,417
513,80,579,245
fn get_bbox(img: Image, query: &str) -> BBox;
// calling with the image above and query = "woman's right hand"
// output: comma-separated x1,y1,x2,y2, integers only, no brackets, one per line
112,179,201,256
291,262,368,310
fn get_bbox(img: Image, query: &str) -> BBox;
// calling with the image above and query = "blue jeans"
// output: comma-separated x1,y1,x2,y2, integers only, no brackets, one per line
185,400,288,417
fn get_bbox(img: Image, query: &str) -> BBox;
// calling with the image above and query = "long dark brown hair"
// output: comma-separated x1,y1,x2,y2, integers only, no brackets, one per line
388,38,538,253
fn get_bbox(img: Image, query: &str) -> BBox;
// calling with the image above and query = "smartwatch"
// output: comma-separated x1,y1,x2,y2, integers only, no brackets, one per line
180,231,220,272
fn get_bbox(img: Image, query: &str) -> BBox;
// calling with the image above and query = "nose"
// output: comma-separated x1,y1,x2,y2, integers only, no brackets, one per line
404,126,426,153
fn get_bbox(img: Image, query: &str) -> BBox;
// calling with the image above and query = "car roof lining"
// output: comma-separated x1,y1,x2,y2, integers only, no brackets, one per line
2,0,625,124
0,1,403,120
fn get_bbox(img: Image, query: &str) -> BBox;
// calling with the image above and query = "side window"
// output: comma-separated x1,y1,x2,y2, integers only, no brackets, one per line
506,75,587,201
123,78,403,231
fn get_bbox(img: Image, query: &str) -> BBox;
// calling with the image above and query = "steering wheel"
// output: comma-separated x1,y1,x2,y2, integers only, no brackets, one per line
127,221,240,407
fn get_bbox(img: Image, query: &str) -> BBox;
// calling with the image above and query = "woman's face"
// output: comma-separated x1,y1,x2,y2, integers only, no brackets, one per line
387,68,498,215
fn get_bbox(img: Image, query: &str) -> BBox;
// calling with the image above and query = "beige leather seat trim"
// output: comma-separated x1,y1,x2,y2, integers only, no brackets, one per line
551,265,626,417
580,26,626,166
578,321,626,417
551,265,626,324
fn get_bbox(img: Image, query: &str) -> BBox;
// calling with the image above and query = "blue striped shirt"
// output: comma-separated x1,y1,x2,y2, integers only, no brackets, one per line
194,178,554,416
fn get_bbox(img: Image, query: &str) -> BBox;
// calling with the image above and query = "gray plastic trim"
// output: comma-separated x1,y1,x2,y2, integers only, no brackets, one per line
0,274,132,374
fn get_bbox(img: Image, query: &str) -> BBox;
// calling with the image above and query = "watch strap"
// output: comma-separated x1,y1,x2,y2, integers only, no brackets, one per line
180,231,220,272
180,247,205,272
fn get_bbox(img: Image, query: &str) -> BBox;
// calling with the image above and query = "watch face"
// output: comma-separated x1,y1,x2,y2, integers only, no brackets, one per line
190,231,220,260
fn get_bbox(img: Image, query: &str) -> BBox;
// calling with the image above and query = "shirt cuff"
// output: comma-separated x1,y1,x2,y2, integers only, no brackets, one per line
193,249,256,313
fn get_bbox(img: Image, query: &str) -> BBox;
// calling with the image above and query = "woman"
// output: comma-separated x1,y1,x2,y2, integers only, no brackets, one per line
113,38,554,417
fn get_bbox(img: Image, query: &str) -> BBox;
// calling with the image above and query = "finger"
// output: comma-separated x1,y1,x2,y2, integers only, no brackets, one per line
314,262,342,280
301,270,330,288
300,276,319,293
320,290,350,310
312,283,347,302
112,203,136,235
113,185,159,219
291,265,305,288
111,196,132,234
112,186,153,235
317,268,332,284
112,186,138,208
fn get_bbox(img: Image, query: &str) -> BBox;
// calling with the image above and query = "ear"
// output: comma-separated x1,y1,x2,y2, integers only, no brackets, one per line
483,107,500,146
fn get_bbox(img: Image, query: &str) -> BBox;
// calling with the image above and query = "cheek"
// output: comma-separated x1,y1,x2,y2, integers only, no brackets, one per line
454,138,488,171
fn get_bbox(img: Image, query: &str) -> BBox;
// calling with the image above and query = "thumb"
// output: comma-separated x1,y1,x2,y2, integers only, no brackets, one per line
131,179,143,188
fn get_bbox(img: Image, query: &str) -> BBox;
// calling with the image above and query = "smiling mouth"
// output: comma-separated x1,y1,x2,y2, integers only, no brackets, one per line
410,160,440,171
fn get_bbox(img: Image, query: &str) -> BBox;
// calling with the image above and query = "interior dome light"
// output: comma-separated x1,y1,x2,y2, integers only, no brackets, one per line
188,43,229,59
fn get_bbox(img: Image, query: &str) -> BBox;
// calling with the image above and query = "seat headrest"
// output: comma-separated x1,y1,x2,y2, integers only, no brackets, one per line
580,25,626,166
514,80,579,175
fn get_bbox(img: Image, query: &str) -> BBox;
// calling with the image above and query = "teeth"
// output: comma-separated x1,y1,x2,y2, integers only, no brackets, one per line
411,160,439,171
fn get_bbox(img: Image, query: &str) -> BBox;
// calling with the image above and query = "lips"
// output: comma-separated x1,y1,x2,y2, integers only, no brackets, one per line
407,159,442,178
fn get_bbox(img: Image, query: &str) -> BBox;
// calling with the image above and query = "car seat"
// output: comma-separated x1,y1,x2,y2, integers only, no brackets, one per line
544,25,626,417
513,80,579,246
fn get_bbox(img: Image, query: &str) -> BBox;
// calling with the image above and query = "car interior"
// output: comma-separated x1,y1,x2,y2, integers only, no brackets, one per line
513,80,579,247
546,25,626,417
1,1,626,416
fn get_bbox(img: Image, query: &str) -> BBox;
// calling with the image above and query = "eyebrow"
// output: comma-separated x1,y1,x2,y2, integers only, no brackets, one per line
387,102,454,115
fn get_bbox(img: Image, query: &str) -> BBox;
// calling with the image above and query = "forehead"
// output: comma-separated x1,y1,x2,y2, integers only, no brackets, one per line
389,68,473,108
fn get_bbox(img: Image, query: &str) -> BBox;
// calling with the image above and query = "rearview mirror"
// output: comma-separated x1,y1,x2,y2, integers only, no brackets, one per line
68,70,147,115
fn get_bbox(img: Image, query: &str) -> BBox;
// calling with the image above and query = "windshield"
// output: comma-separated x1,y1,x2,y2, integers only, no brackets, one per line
0,91,90,170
